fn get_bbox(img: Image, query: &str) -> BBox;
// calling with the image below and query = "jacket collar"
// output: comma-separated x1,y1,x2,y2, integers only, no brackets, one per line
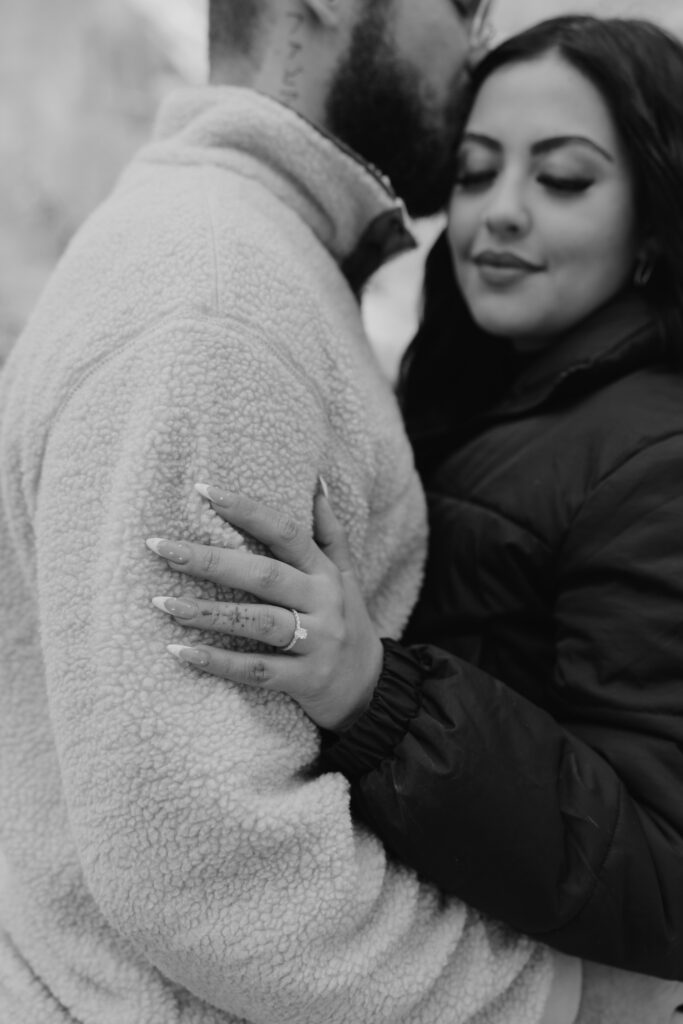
495,290,660,419
149,86,416,294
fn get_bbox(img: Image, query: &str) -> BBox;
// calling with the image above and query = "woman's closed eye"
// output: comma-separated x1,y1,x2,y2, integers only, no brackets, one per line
538,174,593,194
454,170,594,194
454,169,497,190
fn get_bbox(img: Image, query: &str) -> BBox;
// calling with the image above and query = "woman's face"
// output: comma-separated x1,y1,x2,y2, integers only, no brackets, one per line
448,52,640,350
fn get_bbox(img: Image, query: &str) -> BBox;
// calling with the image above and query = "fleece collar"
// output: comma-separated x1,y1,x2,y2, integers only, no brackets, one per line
149,86,416,294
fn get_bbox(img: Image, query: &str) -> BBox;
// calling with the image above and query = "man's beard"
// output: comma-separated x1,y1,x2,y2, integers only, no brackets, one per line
325,4,465,218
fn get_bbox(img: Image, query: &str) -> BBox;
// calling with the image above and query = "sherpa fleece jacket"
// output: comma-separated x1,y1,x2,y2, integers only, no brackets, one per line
0,87,578,1024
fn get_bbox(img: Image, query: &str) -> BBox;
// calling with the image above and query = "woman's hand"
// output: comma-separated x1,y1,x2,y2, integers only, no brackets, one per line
146,483,383,732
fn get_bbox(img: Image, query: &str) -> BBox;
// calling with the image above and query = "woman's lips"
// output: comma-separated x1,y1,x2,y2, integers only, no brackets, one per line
472,251,544,285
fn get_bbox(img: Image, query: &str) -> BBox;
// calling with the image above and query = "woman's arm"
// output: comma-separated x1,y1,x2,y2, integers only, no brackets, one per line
326,440,683,981
151,454,683,980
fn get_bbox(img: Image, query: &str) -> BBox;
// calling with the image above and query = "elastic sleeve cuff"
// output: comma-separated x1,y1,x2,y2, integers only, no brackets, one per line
539,953,582,1024
319,639,423,781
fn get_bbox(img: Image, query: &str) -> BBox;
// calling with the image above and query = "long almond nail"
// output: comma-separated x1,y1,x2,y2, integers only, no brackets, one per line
195,483,232,506
146,538,190,564
167,644,209,667
153,596,198,619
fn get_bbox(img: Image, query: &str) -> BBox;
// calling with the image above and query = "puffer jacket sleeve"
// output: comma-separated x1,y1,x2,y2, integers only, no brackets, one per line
322,437,683,981
33,315,561,1024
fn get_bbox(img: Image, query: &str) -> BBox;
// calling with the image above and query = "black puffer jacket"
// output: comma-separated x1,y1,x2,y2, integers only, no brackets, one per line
322,293,683,980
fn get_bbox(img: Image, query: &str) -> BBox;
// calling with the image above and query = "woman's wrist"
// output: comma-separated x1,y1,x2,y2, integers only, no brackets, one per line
332,634,384,733
320,639,424,774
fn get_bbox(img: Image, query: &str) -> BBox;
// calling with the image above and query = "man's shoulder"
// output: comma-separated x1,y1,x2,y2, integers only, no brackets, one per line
26,156,309,345
101,155,333,309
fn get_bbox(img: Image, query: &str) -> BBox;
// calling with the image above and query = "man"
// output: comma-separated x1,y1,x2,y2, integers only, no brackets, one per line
0,1,673,1021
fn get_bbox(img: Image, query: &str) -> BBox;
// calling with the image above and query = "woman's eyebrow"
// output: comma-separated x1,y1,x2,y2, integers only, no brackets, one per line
532,136,614,161
461,132,614,162
461,132,500,151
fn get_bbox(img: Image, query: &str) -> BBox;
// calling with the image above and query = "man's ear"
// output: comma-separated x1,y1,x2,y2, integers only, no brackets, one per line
301,0,344,30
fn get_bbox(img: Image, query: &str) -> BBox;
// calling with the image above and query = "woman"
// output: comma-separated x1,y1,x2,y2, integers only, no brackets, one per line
147,17,683,982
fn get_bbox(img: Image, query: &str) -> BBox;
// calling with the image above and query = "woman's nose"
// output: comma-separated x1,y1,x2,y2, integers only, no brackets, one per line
484,179,530,237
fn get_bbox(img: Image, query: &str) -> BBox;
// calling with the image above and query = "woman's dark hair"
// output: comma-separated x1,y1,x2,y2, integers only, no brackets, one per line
399,16,683,477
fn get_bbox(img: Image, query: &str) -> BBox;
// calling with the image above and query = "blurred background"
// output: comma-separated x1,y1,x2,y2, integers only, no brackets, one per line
0,0,204,361
2,0,682,376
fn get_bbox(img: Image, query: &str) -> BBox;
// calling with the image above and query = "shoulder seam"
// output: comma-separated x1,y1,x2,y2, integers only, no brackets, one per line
201,165,222,316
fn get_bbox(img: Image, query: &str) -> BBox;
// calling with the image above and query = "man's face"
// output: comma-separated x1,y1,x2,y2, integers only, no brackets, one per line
325,0,477,217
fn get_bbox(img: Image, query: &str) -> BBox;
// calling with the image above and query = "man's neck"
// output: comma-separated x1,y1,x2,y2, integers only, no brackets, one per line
209,6,347,130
